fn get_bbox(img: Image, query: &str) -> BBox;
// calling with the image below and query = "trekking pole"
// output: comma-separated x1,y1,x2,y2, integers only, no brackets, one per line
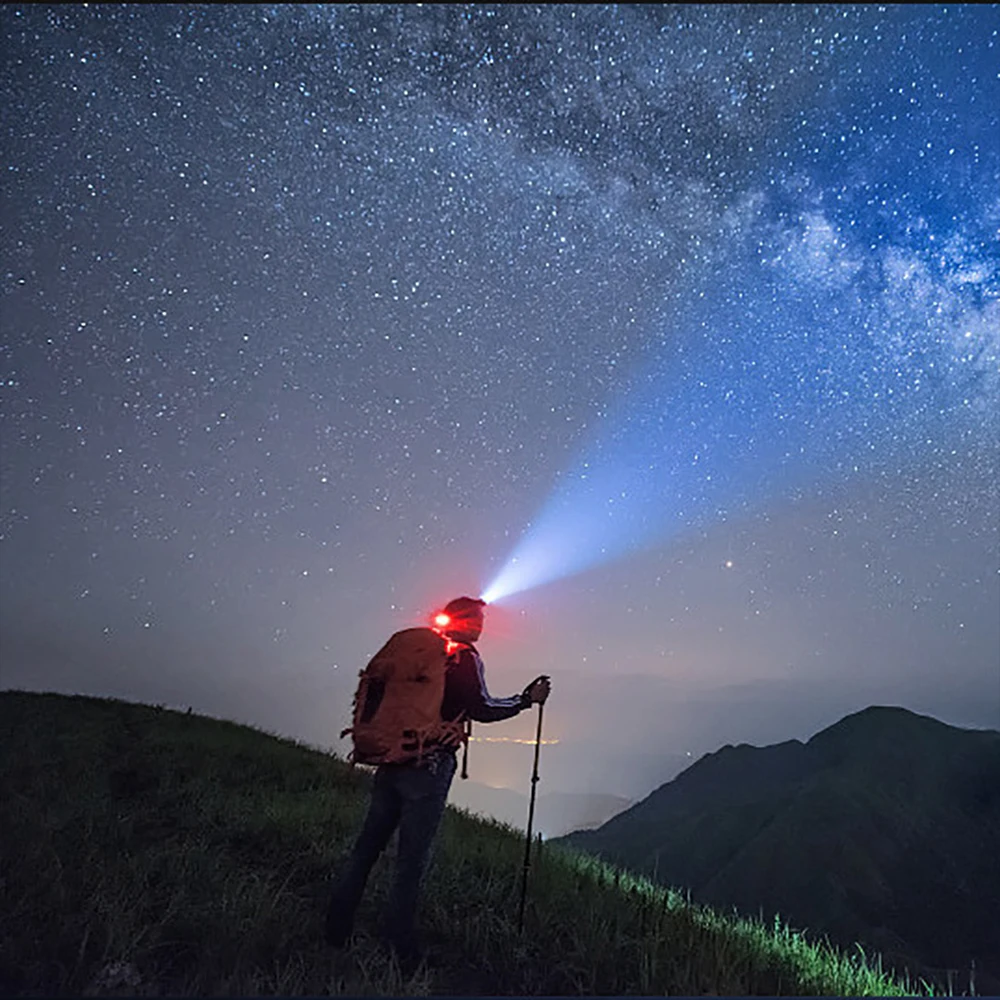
517,698,545,933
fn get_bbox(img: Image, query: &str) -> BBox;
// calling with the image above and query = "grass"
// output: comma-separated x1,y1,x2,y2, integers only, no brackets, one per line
0,690,937,996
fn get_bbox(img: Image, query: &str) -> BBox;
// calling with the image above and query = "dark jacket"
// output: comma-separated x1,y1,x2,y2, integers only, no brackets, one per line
440,642,528,724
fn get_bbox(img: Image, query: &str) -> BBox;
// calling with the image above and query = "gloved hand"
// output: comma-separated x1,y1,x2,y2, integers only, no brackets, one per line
521,674,551,706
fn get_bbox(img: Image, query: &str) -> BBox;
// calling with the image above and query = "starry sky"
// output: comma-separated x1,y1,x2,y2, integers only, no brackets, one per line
2,5,998,809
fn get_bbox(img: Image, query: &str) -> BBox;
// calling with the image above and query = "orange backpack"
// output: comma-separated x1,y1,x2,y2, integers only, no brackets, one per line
340,627,468,766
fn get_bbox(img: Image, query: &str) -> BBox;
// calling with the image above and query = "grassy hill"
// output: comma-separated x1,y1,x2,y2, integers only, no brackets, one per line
557,706,1000,997
0,691,934,996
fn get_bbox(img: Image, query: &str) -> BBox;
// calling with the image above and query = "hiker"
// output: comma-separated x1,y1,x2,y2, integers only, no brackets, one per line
325,595,551,966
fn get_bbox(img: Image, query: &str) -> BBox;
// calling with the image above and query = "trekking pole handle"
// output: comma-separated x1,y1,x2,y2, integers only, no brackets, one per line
530,701,544,780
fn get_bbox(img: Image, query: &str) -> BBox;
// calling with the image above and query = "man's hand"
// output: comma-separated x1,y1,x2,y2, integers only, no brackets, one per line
523,675,551,705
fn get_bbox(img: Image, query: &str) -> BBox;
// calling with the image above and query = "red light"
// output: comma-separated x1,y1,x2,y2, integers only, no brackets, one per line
433,612,451,628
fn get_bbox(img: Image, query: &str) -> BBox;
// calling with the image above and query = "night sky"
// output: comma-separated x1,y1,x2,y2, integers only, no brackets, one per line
2,5,998,811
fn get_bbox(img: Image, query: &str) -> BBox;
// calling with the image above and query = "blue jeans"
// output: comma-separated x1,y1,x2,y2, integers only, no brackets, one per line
327,751,457,950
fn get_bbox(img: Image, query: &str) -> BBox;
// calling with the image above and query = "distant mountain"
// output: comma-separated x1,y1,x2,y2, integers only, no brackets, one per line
556,706,1000,994
448,780,633,839
543,790,636,835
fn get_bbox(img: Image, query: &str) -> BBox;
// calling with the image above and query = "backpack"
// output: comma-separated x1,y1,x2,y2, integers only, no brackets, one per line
340,627,468,766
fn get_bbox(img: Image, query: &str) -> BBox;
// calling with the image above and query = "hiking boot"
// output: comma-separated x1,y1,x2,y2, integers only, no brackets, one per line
391,942,424,977
386,931,424,975
324,902,355,947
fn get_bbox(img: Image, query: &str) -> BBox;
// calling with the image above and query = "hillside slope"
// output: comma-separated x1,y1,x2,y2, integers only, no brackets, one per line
558,706,1000,995
0,690,927,996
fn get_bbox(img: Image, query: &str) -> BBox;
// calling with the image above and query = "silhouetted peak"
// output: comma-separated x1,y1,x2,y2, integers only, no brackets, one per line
811,705,946,741
806,704,967,769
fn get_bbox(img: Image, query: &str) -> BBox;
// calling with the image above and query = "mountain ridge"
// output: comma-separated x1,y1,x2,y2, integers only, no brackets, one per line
556,704,1000,994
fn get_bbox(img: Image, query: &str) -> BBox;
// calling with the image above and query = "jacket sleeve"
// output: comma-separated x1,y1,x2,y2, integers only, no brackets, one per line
449,647,528,723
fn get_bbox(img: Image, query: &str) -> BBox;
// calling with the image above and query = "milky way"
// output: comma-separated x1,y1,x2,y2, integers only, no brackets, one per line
2,5,997,799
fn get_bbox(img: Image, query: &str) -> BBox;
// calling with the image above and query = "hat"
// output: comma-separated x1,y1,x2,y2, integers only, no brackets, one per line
443,596,487,617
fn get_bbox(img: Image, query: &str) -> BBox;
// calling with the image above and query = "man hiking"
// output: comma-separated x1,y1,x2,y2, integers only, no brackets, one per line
326,595,551,968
